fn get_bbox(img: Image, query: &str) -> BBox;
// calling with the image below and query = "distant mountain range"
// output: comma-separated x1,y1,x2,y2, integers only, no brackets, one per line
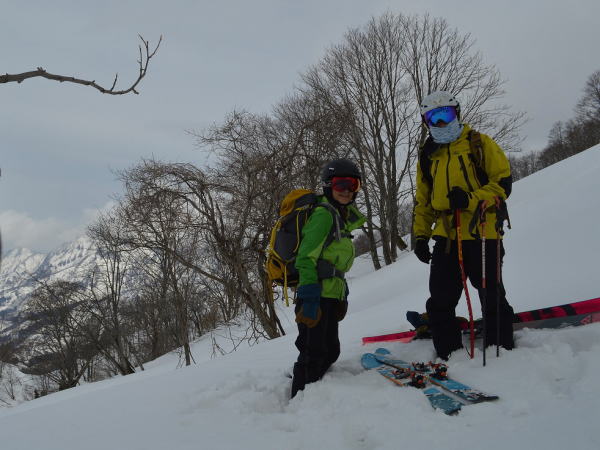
0,236,99,326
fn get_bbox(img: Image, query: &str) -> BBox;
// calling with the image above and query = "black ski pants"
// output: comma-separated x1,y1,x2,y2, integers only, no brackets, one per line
427,237,514,360
291,298,340,398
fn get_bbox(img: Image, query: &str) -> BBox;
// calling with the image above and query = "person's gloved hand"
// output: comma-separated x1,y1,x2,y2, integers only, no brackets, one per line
333,281,350,322
295,283,322,328
414,237,431,264
335,300,348,322
447,186,470,211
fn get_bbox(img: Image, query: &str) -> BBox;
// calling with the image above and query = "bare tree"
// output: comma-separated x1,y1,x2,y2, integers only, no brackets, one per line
509,152,541,181
538,70,600,168
115,147,291,340
0,340,21,403
302,13,525,266
0,35,162,95
85,214,138,375
575,70,600,122
115,162,239,356
125,257,176,361
20,280,95,391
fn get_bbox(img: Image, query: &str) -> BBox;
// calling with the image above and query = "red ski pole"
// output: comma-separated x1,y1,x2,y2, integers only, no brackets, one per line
455,210,475,359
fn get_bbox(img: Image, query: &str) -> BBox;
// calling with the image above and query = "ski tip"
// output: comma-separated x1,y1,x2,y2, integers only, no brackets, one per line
468,394,499,403
374,347,391,356
361,353,383,370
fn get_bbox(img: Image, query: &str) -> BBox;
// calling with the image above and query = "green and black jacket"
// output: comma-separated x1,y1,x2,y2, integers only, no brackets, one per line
295,196,366,300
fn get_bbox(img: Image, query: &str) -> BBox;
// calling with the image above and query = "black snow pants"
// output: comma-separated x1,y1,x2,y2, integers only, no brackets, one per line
427,237,515,360
291,298,340,398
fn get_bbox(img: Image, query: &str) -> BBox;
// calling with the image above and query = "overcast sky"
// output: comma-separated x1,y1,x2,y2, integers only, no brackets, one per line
1,0,598,253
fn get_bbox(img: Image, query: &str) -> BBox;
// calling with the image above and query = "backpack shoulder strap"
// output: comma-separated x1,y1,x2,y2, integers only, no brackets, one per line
418,139,438,187
468,130,484,168
467,129,489,186
313,202,349,281
316,202,342,244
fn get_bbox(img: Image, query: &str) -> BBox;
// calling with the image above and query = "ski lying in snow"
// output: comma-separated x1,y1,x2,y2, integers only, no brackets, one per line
362,296,600,345
362,329,418,345
377,365,463,415
512,311,600,332
372,348,498,404
361,352,462,415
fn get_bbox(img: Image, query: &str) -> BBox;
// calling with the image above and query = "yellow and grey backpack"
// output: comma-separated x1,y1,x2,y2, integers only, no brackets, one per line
266,189,340,305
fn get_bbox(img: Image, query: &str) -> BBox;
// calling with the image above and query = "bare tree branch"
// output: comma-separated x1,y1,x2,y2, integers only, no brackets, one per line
0,35,162,95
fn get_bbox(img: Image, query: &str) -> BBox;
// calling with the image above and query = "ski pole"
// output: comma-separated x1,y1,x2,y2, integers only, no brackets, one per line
496,236,502,356
494,196,505,358
496,236,501,357
479,202,488,367
455,210,475,359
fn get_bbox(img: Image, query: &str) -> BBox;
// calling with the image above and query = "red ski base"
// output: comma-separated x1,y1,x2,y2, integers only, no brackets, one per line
362,297,600,345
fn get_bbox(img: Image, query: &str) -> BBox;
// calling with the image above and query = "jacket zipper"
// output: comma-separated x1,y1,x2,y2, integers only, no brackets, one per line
470,161,482,189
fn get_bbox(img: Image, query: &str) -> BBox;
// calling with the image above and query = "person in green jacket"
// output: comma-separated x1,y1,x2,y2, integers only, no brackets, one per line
291,158,366,399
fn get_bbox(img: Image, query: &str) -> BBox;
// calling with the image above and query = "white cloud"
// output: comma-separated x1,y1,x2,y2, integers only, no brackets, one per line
0,201,115,254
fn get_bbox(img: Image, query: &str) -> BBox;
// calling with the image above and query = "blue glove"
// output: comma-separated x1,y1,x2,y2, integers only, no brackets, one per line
296,283,321,327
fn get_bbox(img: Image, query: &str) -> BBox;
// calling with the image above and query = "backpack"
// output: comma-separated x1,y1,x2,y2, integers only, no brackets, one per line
265,189,340,305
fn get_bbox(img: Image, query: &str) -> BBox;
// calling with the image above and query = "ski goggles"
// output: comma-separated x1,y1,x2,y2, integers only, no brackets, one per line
331,176,361,193
424,106,458,127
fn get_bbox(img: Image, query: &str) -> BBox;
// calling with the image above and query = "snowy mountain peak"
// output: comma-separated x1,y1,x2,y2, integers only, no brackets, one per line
0,235,98,318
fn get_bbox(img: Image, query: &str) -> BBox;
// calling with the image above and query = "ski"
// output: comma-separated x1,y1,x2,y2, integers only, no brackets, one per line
360,352,462,415
512,311,600,332
372,348,499,404
362,297,600,345
362,329,417,345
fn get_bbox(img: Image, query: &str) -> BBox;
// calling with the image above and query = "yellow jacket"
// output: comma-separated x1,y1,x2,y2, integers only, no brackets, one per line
413,124,511,240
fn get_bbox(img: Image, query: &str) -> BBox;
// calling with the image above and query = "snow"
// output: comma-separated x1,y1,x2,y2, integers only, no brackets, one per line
1,145,600,449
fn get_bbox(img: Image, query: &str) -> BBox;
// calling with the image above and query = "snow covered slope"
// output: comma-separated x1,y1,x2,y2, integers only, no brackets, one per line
0,146,599,450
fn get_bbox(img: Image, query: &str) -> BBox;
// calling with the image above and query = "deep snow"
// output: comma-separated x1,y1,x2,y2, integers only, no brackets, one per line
1,145,599,450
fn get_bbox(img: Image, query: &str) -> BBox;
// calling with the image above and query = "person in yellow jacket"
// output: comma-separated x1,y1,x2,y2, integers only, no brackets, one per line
413,91,515,360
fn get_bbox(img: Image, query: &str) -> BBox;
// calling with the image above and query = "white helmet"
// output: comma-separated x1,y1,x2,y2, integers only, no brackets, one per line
420,91,460,116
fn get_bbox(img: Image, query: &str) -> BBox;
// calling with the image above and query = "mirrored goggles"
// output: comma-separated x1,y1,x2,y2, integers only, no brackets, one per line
424,106,458,127
331,176,361,193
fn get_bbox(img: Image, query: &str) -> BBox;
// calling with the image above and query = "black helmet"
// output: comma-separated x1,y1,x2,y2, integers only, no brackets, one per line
320,158,361,185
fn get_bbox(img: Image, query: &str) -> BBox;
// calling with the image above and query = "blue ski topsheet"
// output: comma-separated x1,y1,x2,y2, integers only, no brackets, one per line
361,353,462,415
373,348,498,404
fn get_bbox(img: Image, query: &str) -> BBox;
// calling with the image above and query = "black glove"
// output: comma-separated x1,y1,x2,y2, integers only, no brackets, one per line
334,300,348,322
414,237,431,264
447,186,470,211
